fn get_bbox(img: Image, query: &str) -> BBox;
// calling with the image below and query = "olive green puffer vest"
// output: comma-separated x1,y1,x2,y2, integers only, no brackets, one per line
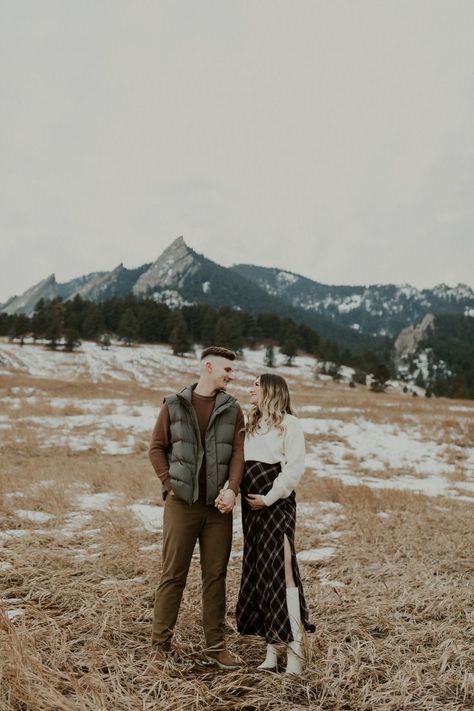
165,385,239,505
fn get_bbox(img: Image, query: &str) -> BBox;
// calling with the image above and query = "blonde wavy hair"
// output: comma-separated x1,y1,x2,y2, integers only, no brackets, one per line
246,373,294,436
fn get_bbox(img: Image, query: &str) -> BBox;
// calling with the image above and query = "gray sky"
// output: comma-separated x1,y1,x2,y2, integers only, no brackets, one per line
1,0,474,303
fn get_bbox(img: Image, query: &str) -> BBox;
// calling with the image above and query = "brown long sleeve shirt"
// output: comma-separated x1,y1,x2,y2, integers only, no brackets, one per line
149,392,245,499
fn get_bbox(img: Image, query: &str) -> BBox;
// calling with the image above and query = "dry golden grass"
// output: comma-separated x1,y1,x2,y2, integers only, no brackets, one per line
1,443,474,710
2,347,474,709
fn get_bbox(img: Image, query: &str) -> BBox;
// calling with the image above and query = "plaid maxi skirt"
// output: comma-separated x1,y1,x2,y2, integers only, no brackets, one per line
236,460,315,644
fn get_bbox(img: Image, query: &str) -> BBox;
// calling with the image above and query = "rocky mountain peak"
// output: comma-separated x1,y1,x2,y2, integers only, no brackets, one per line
133,236,198,295
0,274,59,315
169,235,186,250
72,263,125,301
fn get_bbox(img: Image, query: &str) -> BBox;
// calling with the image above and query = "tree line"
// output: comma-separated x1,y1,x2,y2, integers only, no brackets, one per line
0,294,390,376
3,296,471,397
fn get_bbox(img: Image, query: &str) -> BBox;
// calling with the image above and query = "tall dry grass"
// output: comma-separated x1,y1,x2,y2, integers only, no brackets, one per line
2,454,474,710
2,353,474,709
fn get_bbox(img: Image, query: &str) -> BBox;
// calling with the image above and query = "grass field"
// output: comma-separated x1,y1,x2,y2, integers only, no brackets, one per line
1,339,474,710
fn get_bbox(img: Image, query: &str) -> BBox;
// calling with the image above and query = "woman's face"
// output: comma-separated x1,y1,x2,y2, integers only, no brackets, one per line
249,377,263,407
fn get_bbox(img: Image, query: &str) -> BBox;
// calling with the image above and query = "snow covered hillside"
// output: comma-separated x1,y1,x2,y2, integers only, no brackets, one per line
1,339,473,503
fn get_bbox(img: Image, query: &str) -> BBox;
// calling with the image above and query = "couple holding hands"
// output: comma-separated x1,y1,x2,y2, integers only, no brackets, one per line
149,346,314,675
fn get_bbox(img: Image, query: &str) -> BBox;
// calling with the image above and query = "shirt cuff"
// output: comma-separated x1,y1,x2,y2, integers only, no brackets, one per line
261,488,280,507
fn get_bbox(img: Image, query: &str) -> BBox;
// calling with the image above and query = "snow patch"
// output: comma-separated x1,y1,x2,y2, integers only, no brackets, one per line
77,493,120,510
277,271,299,286
140,543,161,552
0,530,31,543
337,295,362,313
128,504,164,532
15,510,55,523
298,547,336,562
6,609,25,620
302,417,457,476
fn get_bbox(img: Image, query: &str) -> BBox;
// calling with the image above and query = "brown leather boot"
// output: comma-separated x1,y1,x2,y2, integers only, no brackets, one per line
204,649,241,670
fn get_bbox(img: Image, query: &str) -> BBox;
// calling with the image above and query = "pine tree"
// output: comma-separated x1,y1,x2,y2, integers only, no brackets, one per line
82,307,105,341
201,309,216,346
374,363,391,383
65,294,86,334
214,315,243,352
370,379,387,393
320,339,340,364
264,345,275,368
351,369,367,385
10,314,30,345
170,313,192,355
280,322,299,366
64,328,81,352
298,323,320,354
45,301,65,350
31,299,48,341
118,308,139,346
136,301,171,343
243,314,262,349
0,313,13,337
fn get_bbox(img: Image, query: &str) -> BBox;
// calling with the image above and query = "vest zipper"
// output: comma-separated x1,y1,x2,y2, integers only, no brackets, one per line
179,398,204,503
206,399,232,431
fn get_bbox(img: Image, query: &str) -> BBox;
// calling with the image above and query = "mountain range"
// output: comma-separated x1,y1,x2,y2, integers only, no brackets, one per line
2,236,474,352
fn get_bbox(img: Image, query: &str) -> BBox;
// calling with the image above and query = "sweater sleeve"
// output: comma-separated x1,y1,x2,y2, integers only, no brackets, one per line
148,402,173,492
261,417,306,507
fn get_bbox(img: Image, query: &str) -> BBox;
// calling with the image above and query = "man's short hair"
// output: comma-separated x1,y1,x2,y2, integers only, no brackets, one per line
200,346,236,361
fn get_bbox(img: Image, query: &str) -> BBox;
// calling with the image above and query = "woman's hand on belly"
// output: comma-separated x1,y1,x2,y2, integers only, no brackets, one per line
245,494,267,510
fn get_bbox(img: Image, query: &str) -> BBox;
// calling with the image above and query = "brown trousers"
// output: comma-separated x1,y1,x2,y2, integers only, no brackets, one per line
152,494,233,651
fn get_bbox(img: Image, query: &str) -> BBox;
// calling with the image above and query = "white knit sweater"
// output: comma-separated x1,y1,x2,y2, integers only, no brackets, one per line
244,414,306,507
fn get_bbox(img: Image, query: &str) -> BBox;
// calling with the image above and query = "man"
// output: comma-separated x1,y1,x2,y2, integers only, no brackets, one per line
149,346,244,669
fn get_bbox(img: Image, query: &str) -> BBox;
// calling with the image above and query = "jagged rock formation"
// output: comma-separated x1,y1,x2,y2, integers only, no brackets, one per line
393,313,435,358
133,237,199,296
72,264,125,301
0,274,59,315
57,272,108,300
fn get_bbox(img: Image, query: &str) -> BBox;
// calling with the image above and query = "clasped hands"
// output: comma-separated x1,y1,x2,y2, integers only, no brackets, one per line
214,489,266,513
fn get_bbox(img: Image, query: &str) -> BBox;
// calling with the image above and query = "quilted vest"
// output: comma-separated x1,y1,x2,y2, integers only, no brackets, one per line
165,384,239,505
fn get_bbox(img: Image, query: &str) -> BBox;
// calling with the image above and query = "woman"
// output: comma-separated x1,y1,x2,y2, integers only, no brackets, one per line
235,373,315,674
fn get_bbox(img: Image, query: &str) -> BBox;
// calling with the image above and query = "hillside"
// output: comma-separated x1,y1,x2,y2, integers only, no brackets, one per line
232,263,474,338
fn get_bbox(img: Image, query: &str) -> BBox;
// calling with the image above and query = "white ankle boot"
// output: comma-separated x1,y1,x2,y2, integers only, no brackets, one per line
285,587,304,675
257,643,278,671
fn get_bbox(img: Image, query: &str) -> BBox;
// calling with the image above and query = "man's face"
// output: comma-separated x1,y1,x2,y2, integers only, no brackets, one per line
209,357,235,391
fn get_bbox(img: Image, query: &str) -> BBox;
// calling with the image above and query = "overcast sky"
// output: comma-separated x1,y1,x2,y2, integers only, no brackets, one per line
1,0,474,303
